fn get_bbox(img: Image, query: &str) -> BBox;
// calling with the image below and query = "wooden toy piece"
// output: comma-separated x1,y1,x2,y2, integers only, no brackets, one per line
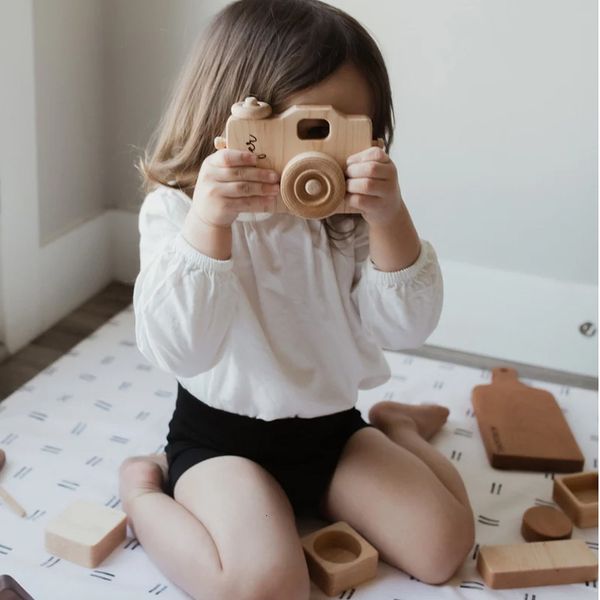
477,539,598,589
218,96,380,219
44,499,126,568
471,367,584,472
553,471,598,528
301,521,378,596
0,575,35,599
0,449,26,518
521,505,572,541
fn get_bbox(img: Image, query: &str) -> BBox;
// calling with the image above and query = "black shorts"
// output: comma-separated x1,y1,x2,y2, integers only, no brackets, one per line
164,383,374,517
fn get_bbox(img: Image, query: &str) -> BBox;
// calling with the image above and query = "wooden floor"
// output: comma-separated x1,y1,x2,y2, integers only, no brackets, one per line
0,282,133,401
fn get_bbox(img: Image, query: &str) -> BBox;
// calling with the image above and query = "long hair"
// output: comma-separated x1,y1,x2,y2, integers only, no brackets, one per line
136,0,394,245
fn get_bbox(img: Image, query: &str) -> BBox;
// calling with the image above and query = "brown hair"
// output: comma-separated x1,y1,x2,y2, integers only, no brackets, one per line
136,0,394,245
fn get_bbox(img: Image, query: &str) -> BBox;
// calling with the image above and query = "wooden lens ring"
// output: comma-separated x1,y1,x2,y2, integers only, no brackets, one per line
231,96,272,119
280,152,345,218
521,505,573,542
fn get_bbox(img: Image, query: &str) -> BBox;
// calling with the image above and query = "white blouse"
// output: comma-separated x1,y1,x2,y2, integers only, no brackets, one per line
133,184,444,421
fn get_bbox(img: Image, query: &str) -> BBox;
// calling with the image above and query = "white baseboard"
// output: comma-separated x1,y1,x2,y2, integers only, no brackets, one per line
429,260,597,378
39,210,114,333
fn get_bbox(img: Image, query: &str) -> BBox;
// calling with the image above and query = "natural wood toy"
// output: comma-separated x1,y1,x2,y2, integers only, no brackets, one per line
44,499,127,568
521,505,572,542
553,471,598,528
214,96,384,219
0,575,35,599
301,521,378,596
477,539,598,589
471,367,584,472
0,449,26,518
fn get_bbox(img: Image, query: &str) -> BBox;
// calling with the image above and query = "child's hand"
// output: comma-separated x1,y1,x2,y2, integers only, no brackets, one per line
345,147,404,225
192,149,280,227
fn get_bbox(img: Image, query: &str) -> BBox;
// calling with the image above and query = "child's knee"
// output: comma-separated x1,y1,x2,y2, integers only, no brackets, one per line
416,505,475,584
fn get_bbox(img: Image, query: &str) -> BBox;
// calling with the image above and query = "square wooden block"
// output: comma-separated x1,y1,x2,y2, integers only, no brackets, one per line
301,521,378,596
44,499,127,568
553,471,598,528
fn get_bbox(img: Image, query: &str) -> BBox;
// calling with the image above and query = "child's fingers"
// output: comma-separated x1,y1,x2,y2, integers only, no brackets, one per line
345,193,381,213
346,146,390,166
211,165,279,183
345,160,393,180
207,148,258,168
219,181,280,198
346,177,387,197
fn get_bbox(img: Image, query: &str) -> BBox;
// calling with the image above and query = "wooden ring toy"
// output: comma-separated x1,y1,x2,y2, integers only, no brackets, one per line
280,151,345,218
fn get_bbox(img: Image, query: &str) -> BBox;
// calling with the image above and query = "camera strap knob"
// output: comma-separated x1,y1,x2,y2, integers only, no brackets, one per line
231,96,272,119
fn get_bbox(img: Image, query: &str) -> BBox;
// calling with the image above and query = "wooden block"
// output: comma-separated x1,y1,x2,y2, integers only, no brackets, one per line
521,505,572,541
301,521,378,596
471,367,584,472
44,499,126,568
477,539,597,589
0,575,35,599
553,471,598,528
220,97,379,219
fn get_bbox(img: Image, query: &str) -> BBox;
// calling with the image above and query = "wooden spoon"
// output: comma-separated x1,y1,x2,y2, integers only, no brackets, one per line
0,449,26,517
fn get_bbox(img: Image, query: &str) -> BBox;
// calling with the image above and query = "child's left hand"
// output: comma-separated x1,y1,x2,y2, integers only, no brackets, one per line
345,146,404,225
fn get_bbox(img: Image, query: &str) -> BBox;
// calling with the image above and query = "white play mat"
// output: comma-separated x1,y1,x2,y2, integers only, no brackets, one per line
0,305,597,599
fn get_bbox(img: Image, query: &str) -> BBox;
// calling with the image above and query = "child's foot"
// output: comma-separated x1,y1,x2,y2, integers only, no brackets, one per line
118,453,169,535
368,401,450,441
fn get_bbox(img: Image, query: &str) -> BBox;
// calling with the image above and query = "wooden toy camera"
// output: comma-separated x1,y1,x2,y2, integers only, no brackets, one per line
214,97,384,220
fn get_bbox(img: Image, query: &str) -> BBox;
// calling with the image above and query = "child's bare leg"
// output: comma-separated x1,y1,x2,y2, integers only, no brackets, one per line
119,453,310,600
368,401,472,510
319,425,475,584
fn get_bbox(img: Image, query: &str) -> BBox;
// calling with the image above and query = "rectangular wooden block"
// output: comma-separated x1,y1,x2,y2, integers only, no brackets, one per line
44,499,126,568
477,539,598,589
471,368,584,472
553,471,598,528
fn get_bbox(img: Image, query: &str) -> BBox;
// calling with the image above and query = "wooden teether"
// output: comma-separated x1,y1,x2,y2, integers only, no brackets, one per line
0,449,26,517
521,505,573,542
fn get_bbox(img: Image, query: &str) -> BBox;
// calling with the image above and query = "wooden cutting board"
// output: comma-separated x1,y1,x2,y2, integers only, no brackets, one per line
471,367,584,472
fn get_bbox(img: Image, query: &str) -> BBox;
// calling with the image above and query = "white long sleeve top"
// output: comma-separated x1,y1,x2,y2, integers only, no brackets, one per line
133,184,443,421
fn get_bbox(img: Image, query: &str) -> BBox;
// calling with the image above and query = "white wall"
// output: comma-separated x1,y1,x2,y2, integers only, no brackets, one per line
0,0,596,377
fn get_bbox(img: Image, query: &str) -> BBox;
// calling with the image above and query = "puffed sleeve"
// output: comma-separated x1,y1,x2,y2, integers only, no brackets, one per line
133,187,239,377
350,218,444,350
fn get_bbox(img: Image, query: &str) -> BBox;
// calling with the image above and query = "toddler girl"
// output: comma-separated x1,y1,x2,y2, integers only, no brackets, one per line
119,1,475,598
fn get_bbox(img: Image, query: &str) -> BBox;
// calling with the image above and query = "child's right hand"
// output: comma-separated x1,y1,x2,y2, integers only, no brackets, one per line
191,149,280,227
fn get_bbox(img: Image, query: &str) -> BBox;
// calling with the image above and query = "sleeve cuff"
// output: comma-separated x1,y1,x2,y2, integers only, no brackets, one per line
174,232,233,272
365,239,431,286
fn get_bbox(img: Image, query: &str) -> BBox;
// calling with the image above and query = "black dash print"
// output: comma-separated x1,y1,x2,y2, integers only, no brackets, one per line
154,390,173,398
40,556,61,568
338,588,356,598
1,433,18,444
13,466,32,480
124,537,141,550
79,373,96,382
90,570,115,582
28,411,47,422
490,482,503,495
101,355,115,365
57,480,80,491
41,445,62,455
71,422,87,435
148,583,169,595
534,497,556,508
460,580,484,590
477,515,500,526
454,428,473,438
119,340,136,347
94,400,113,411
110,435,129,444
0,544,12,556
471,543,480,560
450,450,462,462
118,381,132,391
